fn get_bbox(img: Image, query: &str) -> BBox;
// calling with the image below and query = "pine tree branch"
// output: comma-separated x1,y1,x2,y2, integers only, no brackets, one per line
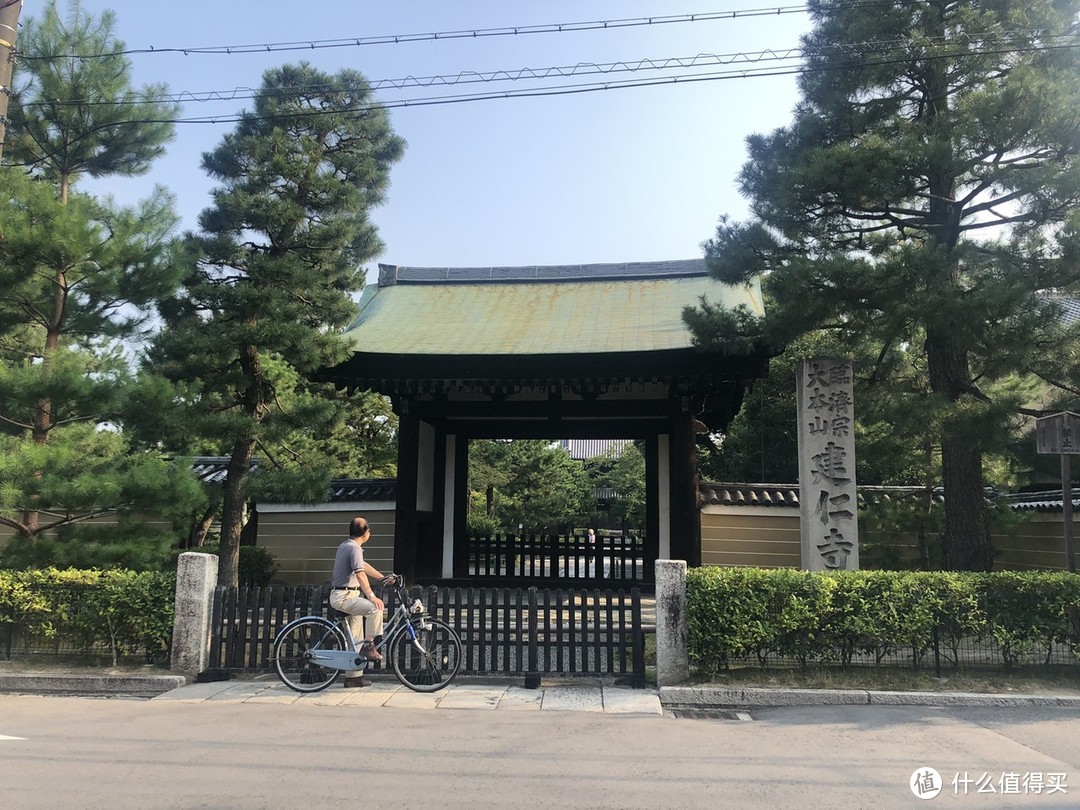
962,188,1036,218
37,509,119,531
959,210,1059,232
0,515,30,535
253,437,283,469
955,177,996,210
1031,370,1080,398
0,412,33,431
52,414,104,428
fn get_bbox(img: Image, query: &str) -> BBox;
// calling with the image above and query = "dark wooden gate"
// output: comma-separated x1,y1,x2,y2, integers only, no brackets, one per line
466,533,649,584
207,584,648,686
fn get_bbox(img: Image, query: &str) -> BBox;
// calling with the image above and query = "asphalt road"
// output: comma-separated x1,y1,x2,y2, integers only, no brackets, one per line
2,696,1080,809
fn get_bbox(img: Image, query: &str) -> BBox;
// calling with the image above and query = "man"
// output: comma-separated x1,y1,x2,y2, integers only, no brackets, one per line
329,516,387,688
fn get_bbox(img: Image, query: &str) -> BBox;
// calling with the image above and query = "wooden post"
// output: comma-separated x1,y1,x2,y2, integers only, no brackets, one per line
1035,412,1080,573
524,587,540,688
1063,454,1076,573
644,434,659,582
0,0,21,163
668,406,701,567
393,410,420,581
452,435,470,579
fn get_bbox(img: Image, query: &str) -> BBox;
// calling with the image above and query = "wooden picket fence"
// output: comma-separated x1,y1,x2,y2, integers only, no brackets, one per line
466,533,649,583
207,584,648,686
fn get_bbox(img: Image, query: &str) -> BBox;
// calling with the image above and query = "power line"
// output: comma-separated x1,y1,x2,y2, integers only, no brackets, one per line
17,28,1077,113
17,48,807,109
75,36,1077,128
16,5,818,60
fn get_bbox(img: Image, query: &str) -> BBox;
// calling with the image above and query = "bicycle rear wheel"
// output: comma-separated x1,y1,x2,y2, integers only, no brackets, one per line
273,617,348,693
389,617,462,692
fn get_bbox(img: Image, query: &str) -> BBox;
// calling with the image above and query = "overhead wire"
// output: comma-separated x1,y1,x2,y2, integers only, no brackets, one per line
16,48,808,110
6,3,1078,135
15,4,823,59
14,27,1080,125
16,25,1078,114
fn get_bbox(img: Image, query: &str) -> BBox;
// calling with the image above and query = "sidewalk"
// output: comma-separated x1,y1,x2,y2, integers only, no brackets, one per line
5,669,1080,711
153,676,665,713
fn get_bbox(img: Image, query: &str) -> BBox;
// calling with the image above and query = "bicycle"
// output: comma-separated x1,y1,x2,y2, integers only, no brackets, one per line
272,574,463,693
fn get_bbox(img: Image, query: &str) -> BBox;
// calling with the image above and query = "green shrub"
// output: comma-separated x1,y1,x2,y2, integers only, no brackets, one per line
0,567,175,665
204,545,279,587
466,513,504,537
686,568,1080,673
977,571,1080,667
238,546,278,588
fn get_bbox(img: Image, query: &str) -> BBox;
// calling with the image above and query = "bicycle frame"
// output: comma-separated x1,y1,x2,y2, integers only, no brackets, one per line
300,585,429,672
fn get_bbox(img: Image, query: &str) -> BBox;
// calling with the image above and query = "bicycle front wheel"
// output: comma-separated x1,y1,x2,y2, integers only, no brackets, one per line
390,617,462,692
273,617,348,693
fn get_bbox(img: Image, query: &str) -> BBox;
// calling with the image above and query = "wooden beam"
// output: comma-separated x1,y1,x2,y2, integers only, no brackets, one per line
450,419,667,440
403,398,676,420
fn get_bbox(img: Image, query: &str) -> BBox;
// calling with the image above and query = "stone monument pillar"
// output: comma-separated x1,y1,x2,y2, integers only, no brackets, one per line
171,552,219,676
796,357,859,570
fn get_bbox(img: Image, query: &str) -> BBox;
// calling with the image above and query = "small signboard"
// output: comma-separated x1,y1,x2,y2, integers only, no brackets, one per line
1035,412,1080,455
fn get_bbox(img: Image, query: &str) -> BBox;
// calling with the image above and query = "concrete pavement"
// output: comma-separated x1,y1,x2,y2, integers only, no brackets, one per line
660,684,1080,709
5,668,1080,711
0,669,664,712
151,676,666,713
0,670,187,698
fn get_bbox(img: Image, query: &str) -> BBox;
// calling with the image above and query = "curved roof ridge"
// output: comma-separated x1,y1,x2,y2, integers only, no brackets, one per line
377,259,707,286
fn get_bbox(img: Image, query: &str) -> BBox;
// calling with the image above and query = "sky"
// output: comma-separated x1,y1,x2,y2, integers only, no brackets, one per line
46,1,811,279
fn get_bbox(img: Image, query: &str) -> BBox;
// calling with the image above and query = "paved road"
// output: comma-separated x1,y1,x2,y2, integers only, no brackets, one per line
3,693,1080,808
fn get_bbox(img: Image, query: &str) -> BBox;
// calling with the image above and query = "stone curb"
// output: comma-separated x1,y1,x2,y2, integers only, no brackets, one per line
659,685,1080,709
8,674,1080,709
0,673,187,698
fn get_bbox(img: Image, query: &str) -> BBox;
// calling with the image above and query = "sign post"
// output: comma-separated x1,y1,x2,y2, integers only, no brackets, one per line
1035,412,1080,573
796,357,858,570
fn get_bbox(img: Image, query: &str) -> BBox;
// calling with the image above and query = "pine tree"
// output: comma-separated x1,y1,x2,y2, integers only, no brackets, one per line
689,0,1080,570
146,63,404,587
0,1,201,567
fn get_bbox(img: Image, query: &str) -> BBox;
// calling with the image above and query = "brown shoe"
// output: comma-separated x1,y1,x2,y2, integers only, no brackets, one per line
359,641,384,662
343,676,372,688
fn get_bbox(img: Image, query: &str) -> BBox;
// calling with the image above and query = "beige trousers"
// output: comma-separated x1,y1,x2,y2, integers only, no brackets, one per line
329,590,385,677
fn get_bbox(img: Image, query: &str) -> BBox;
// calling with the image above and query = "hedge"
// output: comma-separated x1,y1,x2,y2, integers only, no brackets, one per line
0,568,176,666
687,568,1080,674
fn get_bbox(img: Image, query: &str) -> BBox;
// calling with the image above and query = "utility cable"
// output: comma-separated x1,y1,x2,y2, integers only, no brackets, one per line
72,36,1076,128
14,3,890,60
16,26,1077,112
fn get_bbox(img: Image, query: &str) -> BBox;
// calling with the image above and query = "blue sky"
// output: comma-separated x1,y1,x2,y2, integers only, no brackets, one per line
56,2,810,276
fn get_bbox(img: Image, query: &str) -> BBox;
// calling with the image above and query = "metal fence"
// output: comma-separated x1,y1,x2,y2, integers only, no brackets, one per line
0,583,164,665
208,584,648,685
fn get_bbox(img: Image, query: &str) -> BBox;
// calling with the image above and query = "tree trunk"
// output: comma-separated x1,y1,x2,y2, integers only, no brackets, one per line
188,498,221,548
218,341,267,587
0,2,21,163
23,253,70,540
925,324,992,571
218,438,253,587
918,7,991,571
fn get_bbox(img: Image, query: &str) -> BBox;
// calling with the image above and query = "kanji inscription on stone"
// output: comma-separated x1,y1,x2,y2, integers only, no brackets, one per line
797,357,859,570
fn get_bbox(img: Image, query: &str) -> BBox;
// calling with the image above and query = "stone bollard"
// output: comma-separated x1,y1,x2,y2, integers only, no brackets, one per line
171,552,219,676
654,559,689,686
